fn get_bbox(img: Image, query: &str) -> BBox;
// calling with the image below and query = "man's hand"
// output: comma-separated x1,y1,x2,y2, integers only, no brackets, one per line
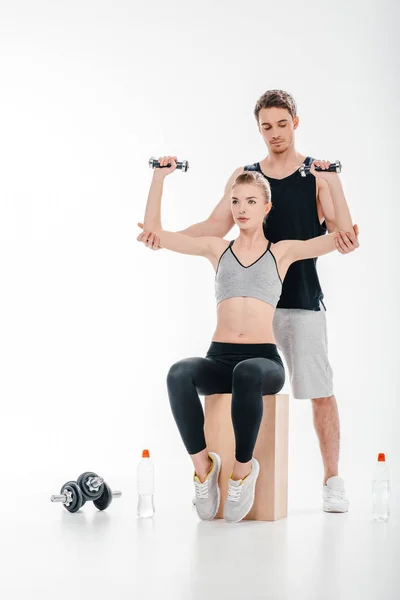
309,159,339,181
137,223,162,250
335,224,360,254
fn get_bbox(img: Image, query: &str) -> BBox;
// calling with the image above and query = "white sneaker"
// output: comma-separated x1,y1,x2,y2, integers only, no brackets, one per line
223,457,260,523
193,452,222,520
322,476,349,513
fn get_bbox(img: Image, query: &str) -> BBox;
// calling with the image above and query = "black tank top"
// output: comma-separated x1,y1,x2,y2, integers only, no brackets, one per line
244,157,327,311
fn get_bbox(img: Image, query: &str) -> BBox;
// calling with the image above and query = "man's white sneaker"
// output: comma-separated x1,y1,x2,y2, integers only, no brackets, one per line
223,457,260,523
193,452,222,520
322,475,349,513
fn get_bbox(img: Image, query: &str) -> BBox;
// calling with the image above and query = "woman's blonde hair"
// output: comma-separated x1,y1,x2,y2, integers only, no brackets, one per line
231,171,272,223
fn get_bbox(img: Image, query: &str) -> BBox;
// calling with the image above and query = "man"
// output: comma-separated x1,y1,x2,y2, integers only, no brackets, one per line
137,89,359,512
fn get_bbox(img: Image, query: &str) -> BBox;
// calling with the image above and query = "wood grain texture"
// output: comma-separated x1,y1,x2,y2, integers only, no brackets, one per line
204,393,289,521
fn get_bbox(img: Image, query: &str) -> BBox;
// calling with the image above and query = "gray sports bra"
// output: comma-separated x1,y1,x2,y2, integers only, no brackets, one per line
215,239,283,307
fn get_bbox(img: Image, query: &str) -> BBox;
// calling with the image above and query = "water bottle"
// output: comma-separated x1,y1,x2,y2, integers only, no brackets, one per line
372,452,390,522
137,449,155,518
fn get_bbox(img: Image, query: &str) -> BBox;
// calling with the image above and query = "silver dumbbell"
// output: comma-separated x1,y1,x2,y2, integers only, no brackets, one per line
149,156,189,172
299,160,341,177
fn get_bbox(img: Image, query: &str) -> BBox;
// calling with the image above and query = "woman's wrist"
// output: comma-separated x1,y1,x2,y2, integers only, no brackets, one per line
152,172,166,184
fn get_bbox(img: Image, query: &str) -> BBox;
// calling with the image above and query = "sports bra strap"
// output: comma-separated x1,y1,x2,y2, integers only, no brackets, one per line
229,240,234,247
267,240,271,251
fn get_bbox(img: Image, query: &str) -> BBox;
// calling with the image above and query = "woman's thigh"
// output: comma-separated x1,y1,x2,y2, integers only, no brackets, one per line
167,356,233,397
233,357,285,395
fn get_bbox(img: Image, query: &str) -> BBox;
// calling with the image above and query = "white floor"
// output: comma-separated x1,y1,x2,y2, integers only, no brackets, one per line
1,474,399,600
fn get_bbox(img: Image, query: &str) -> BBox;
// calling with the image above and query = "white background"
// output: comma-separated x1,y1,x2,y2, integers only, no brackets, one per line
0,1,399,588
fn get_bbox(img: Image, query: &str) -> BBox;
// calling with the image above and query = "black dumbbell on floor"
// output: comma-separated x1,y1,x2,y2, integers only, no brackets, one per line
299,160,342,177
51,473,122,512
149,156,189,172
51,481,87,513
76,471,122,510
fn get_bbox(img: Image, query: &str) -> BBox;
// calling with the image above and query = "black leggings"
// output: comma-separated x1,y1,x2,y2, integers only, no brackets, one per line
166,342,285,463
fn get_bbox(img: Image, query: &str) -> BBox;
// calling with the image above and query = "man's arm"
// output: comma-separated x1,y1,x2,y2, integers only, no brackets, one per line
317,176,353,231
177,167,242,237
316,178,336,233
315,164,360,254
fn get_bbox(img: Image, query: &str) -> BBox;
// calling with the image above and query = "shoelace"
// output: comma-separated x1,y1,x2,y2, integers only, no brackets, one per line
194,479,209,499
227,483,244,503
328,488,346,499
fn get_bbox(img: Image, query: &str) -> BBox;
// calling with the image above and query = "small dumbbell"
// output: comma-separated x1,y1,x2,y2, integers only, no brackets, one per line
299,160,342,177
51,481,87,513
149,156,189,172
76,471,122,511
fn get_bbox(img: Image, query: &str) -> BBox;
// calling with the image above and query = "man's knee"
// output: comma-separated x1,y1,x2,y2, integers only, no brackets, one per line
311,394,335,406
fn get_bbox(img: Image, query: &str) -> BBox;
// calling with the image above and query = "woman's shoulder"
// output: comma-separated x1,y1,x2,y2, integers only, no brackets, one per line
270,239,292,258
206,237,232,254
202,237,232,269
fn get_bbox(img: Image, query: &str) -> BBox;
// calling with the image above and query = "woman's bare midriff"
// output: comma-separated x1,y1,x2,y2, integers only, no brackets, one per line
211,297,276,344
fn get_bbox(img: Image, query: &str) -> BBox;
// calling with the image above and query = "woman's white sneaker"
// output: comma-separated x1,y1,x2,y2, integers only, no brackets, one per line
223,457,260,523
193,452,222,520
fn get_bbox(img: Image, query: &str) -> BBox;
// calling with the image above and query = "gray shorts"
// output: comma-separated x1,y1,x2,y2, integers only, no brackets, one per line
272,307,334,400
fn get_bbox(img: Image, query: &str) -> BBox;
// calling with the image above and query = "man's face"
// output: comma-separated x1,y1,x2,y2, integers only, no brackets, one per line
257,107,299,154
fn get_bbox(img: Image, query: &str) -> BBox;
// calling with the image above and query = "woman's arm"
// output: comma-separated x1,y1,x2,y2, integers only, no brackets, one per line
139,164,240,251
142,155,223,258
147,229,221,258
143,164,168,232
282,232,339,266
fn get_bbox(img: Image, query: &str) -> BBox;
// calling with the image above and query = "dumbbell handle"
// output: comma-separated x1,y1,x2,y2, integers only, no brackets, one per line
51,491,122,503
51,494,71,504
313,162,340,172
299,160,341,177
149,156,189,171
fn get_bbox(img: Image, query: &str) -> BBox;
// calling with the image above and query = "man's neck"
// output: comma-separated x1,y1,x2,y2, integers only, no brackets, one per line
260,148,306,178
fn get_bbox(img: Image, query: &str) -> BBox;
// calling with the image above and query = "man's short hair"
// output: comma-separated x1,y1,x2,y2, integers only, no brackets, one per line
254,90,297,122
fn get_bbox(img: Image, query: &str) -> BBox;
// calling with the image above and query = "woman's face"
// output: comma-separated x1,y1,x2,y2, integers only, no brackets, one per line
231,183,271,228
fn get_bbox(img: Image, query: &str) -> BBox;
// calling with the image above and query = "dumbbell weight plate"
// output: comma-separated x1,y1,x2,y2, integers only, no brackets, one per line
60,481,84,513
77,471,103,501
93,481,112,511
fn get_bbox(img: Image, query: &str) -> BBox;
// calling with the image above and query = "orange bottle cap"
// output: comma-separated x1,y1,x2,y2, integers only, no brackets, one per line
142,449,150,458
378,452,385,462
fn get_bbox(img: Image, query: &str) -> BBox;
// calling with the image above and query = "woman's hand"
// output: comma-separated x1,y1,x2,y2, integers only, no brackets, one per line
152,155,178,181
137,222,162,250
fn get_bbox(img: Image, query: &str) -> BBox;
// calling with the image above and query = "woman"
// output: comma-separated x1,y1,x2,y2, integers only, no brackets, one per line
142,155,352,523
